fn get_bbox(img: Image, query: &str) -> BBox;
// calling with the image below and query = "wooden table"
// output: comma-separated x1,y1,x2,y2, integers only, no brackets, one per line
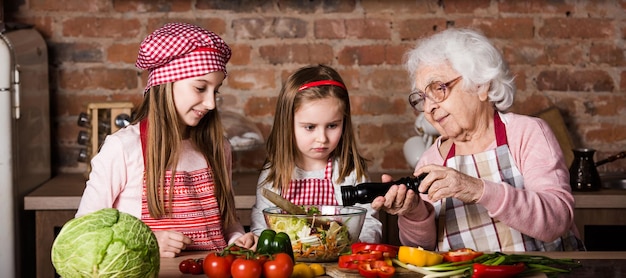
159,251,626,277
23,173,626,277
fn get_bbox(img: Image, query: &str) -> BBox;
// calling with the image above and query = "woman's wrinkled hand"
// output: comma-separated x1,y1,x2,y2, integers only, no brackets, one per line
153,230,193,258
416,164,484,203
233,232,258,250
371,174,422,216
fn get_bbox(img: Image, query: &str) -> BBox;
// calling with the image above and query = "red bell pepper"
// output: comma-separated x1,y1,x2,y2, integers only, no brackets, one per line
338,253,382,270
358,260,396,278
351,243,399,259
472,262,526,278
442,248,484,262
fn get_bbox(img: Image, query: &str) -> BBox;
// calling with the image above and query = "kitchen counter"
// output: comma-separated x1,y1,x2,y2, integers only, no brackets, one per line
23,173,626,211
160,251,626,277
23,173,626,277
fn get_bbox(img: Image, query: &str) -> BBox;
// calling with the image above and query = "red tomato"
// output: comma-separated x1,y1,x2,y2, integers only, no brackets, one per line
231,258,262,278
263,253,294,278
204,252,234,278
189,259,204,275
179,258,194,274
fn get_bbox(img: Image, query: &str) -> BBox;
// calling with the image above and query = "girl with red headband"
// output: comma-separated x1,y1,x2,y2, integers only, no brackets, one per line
76,22,256,257
250,64,383,244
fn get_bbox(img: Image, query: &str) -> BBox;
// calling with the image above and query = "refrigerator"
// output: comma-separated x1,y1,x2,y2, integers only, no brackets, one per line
0,21,52,277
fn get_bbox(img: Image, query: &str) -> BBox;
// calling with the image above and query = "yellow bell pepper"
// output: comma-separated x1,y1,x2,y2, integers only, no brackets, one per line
397,246,443,267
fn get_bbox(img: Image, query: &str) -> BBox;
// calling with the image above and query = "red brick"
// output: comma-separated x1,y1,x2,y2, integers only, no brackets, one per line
468,18,535,39
361,0,434,14
144,18,227,37
590,44,626,66
314,19,346,39
511,69,526,91
621,71,626,91
258,44,334,65
226,69,276,90
52,42,103,63
543,43,585,66
386,44,414,65
498,0,574,14
59,68,138,90
382,146,414,170
63,18,141,38
540,18,614,39
443,0,491,13
351,95,408,116
536,70,615,92
107,43,139,64
398,19,449,40
509,91,553,116
586,122,626,144
113,0,191,12
229,44,252,65
232,18,307,40
30,0,110,12
345,18,391,40
365,68,411,92
244,96,276,117
338,45,386,66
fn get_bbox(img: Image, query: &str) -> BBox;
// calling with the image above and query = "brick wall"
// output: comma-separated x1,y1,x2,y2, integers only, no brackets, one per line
6,0,626,175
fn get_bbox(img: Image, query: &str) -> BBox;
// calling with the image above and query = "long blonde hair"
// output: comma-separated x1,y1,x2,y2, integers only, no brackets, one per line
132,83,238,227
262,64,369,191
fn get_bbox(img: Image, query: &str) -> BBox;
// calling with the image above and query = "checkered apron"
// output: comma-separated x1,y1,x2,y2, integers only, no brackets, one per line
283,159,339,206
434,112,582,252
139,120,227,251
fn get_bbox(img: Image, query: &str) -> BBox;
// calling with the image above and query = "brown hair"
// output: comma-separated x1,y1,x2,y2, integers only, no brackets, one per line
262,64,368,191
132,83,238,227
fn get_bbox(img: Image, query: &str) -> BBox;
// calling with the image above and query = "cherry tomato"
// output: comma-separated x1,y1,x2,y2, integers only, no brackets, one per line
189,259,204,275
204,252,234,278
231,257,262,278
179,259,193,274
263,253,294,278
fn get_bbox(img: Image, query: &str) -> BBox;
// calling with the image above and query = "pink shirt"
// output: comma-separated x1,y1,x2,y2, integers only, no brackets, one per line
76,124,245,244
399,112,579,249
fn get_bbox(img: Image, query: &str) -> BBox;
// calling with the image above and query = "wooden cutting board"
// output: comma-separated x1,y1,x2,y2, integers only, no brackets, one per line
323,264,419,278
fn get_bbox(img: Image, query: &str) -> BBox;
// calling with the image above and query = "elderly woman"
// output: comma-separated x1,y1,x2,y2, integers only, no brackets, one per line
372,28,583,252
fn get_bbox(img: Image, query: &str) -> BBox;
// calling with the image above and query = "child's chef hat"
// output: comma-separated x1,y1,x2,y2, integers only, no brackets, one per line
136,22,232,93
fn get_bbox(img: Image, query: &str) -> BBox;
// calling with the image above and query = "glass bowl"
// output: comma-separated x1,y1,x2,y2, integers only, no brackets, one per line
262,205,366,262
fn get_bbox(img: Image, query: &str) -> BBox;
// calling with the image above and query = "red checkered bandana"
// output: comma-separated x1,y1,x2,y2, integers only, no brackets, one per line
136,22,232,93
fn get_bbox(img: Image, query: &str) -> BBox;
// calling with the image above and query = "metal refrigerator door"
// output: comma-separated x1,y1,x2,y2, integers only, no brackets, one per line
5,28,51,192
2,27,51,278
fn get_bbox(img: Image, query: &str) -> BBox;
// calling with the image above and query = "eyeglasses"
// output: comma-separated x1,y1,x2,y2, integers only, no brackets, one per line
408,76,462,112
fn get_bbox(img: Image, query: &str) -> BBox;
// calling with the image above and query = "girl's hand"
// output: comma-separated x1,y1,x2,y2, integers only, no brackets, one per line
371,174,421,216
233,232,258,250
152,230,193,258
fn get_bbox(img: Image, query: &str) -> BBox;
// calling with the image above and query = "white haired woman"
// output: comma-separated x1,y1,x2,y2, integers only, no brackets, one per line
372,28,583,252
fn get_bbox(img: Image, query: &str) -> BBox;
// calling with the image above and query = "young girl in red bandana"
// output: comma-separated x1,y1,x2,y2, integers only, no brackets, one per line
76,22,256,257
250,64,382,244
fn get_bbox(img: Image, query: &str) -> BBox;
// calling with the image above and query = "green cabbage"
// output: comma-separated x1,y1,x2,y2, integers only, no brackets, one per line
51,208,160,277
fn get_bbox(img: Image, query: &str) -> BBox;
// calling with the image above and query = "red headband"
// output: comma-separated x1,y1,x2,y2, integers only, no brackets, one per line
298,80,346,91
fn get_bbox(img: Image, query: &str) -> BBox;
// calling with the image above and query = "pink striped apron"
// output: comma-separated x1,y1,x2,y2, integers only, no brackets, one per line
139,120,227,251
283,158,339,206
435,112,581,251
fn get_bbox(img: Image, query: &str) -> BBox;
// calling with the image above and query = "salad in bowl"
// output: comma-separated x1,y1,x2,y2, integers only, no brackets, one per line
263,205,366,262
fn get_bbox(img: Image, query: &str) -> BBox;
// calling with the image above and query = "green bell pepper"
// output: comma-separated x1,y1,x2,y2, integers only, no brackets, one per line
256,229,295,262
